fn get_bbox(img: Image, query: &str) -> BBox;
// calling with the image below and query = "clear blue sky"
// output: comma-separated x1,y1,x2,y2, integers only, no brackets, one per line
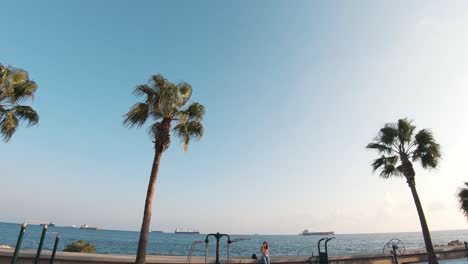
1,1,468,234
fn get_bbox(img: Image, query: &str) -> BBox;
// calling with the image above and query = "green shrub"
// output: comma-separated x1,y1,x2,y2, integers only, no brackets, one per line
63,240,96,253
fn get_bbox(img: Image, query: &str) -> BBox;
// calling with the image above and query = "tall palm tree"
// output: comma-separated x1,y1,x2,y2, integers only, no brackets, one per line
124,74,205,264
0,64,39,142
366,118,441,264
457,183,468,219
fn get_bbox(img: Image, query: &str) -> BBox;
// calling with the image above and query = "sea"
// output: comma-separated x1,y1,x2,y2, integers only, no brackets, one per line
0,222,467,258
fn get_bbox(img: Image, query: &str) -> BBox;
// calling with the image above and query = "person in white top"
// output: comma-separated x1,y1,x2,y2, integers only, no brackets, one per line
260,241,270,264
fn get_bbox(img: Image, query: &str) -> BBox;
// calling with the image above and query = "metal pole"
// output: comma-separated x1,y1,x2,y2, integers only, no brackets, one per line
34,224,48,264
465,241,468,259
215,233,220,264
50,234,60,264
227,243,230,264
11,223,27,264
204,242,208,264
325,237,334,254
392,244,399,264
317,238,325,254
227,239,232,264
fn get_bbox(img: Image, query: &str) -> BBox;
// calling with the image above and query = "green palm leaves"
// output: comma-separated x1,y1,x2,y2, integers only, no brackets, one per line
366,118,441,178
458,183,468,219
0,64,39,142
124,74,205,152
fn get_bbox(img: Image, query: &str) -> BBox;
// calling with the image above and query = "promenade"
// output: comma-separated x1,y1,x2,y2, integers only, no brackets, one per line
0,246,465,264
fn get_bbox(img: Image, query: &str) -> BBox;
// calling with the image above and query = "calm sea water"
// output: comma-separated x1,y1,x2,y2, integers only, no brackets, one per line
0,222,467,257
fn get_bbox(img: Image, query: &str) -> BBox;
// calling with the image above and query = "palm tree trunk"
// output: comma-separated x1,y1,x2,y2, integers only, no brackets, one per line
135,148,163,264
401,159,438,264
135,118,172,264
408,180,438,264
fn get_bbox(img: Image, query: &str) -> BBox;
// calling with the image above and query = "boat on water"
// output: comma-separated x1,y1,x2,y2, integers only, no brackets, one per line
174,228,199,234
80,224,99,230
300,230,334,236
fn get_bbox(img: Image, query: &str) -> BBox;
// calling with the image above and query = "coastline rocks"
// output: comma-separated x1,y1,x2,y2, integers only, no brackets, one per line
447,240,463,246
433,240,464,247
0,245,13,249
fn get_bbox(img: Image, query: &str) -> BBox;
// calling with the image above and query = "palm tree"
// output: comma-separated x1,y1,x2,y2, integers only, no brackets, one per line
124,74,205,264
457,183,468,219
0,64,39,142
366,118,441,264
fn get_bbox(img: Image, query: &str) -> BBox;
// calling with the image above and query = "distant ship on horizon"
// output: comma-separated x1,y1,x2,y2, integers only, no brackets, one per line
174,228,199,234
80,224,99,230
300,229,334,236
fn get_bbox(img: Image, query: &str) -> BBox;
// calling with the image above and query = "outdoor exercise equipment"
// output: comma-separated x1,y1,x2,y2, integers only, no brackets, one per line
383,239,406,264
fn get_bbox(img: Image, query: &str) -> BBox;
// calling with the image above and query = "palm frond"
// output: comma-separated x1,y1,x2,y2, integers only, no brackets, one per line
9,80,37,103
133,84,157,102
173,121,204,152
0,65,39,142
177,82,192,106
0,110,18,142
150,74,169,91
0,67,9,100
11,69,28,83
377,123,398,146
366,142,393,154
397,118,416,144
123,102,149,127
380,164,401,178
0,65,37,103
371,155,401,178
149,74,178,116
177,102,205,122
412,129,441,169
419,153,439,168
154,82,180,118
13,105,39,126
458,182,468,219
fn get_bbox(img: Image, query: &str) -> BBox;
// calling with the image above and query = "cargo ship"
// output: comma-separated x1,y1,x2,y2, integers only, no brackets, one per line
80,224,99,230
300,230,334,236
174,228,199,234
